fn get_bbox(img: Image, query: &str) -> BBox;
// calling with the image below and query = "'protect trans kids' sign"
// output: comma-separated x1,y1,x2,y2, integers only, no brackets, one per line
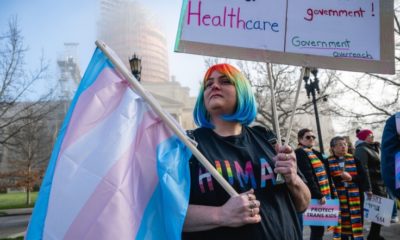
175,0,394,74
303,199,340,226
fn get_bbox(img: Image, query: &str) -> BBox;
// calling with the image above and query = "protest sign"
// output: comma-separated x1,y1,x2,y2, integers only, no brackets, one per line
364,193,394,227
176,0,394,74
303,199,340,226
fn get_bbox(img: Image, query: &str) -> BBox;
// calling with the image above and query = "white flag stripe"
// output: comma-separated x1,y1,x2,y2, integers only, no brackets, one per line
44,90,149,239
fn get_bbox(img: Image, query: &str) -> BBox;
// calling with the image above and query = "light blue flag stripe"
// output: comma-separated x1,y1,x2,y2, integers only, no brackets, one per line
136,135,191,240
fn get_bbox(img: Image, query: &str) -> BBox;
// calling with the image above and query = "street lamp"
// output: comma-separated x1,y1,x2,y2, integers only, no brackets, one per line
129,54,142,82
304,67,325,155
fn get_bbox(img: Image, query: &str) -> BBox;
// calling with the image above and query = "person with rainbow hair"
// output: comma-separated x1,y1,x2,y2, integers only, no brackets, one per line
182,63,310,239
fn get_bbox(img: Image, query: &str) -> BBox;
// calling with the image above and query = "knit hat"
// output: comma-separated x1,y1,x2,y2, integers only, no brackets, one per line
356,129,373,141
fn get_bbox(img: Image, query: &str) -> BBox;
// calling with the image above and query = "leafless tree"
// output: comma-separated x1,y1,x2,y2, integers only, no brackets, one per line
327,5,400,132
6,105,54,204
0,16,60,196
0,16,56,147
242,63,341,142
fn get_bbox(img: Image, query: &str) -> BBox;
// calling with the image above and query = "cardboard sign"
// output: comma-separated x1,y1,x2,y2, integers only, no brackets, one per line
303,199,340,226
175,0,394,74
364,193,394,227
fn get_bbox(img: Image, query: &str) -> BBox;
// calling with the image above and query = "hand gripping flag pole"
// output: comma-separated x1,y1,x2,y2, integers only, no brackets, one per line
96,40,239,197
266,63,305,184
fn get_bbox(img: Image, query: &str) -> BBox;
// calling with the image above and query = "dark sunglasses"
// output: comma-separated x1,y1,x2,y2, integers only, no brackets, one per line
305,135,316,140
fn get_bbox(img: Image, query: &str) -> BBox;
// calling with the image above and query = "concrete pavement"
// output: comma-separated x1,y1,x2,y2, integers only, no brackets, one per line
0,208,31,239
0,208,32,217
303,219,400,239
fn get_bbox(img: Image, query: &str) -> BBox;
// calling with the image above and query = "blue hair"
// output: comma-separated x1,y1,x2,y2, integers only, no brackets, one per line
193,64,257,128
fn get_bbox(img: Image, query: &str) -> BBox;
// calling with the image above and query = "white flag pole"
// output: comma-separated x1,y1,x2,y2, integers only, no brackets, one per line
266,63,281,144
284,67,306,146
96,40,239,197
267,65,306,184
266,63,285,184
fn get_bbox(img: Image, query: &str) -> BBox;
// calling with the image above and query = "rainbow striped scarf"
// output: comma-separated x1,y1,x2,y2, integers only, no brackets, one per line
303,147,331,199
328,154,363,240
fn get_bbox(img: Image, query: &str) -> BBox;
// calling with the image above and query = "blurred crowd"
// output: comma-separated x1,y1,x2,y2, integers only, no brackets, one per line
296,113,400,240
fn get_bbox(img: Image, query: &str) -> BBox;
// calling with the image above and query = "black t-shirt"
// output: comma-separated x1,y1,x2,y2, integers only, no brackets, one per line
182,126,302,240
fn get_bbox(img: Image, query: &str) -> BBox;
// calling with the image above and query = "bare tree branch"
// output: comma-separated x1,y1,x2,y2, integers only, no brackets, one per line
0,16,55,147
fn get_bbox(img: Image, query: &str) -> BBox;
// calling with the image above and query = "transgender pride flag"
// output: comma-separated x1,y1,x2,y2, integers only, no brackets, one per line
26,48,192,240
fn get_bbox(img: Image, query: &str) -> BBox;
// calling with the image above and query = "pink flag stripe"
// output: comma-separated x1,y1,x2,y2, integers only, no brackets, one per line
63,108,173,239
43,90,147,239
59,67,127,157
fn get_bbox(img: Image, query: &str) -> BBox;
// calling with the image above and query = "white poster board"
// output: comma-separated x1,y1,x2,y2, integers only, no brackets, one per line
175,0,394,74
363,193,394,227
286,0,380,60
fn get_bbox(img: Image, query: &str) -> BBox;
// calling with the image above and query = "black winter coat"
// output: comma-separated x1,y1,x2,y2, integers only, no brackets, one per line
354,142,386,196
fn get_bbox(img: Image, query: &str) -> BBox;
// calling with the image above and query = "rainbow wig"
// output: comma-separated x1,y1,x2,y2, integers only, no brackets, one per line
193,63,257,128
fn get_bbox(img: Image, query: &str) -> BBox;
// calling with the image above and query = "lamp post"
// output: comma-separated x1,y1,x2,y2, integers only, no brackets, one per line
129,54,142,82
304,67,325,155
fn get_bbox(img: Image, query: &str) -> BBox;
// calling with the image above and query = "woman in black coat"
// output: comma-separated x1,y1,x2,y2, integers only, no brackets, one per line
355,129,386,240
295,128,335,240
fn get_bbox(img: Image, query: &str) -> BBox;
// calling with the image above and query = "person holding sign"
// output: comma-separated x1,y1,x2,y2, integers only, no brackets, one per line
328,136,368,240
295,128,336,240
182,63,310,240
354,129,387,240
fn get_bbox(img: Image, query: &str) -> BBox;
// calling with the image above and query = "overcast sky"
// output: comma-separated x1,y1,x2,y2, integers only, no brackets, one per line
0,0,206,96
